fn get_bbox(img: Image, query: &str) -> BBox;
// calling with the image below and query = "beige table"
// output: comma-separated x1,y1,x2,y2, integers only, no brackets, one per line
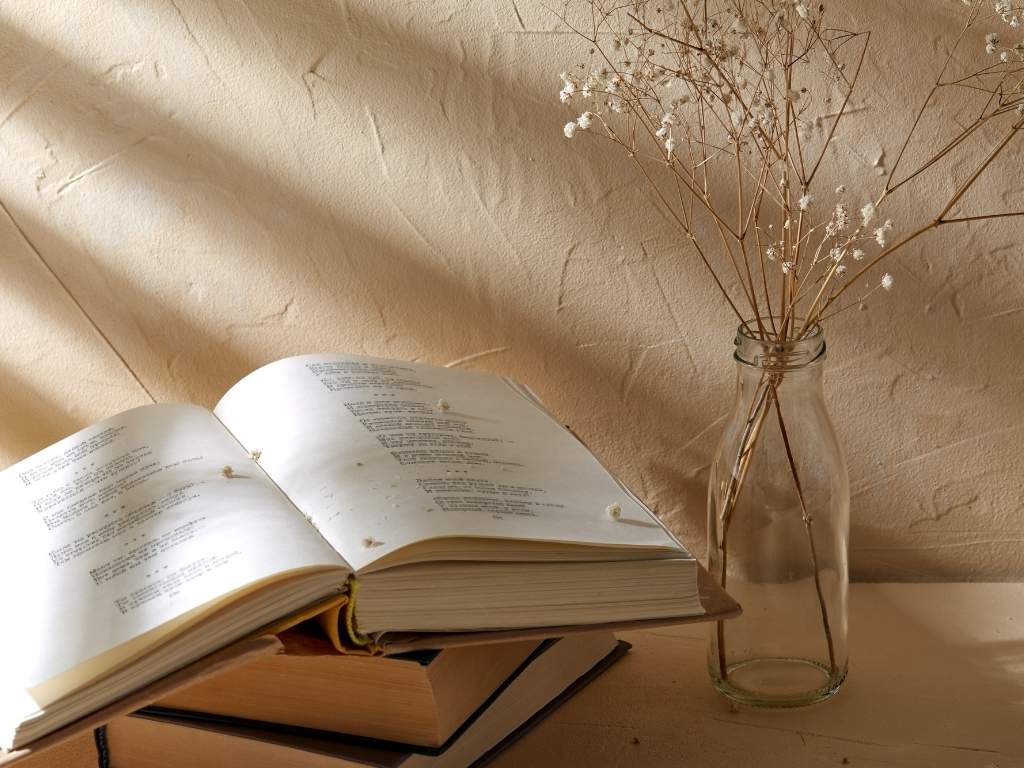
495,583,1024,767
20,584,1024,768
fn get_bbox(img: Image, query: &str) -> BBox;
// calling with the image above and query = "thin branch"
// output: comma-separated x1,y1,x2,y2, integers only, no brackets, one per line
806,31,870,184
769,381,838,677
940,210,1024,224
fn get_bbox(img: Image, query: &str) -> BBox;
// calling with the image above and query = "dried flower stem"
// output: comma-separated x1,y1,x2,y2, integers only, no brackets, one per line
713,373,772,678
769,379,837,676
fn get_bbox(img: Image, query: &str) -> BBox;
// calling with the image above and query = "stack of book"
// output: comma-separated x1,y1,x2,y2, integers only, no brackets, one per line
0,354,738,767
108,628,627,767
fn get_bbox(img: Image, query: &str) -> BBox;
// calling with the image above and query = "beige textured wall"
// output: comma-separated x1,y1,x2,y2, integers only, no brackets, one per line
0,1,1020,579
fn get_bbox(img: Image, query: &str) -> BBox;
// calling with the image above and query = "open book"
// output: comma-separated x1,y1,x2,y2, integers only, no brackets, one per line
0,353,735,751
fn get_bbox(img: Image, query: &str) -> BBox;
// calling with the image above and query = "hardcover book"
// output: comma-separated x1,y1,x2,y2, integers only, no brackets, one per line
108,633,626,768
0,353,738,752
153,625,542,747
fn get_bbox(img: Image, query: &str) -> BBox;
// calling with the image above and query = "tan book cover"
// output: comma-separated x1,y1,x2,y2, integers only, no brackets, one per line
152,627,541,747
105,633,626,768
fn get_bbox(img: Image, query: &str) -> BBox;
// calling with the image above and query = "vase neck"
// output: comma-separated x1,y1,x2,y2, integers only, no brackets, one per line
733,322,825,372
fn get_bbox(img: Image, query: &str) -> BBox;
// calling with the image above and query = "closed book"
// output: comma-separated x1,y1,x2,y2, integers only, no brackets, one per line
106,633,626,768
153,624,540,747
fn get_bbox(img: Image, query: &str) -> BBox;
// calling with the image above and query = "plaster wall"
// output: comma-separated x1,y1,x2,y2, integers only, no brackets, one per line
0,1,1020,579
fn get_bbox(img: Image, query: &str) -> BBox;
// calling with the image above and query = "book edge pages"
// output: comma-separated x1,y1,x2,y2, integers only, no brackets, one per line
374,562,739,655
0,636,283,766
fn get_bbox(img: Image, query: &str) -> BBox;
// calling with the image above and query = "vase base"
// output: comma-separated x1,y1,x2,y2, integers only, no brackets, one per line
713,656,847,708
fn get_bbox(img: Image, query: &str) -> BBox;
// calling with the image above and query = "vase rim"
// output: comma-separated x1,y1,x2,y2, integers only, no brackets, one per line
734,320,825,370
736,319,822,342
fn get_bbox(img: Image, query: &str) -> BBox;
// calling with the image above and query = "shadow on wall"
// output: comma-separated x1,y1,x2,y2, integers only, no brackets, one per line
1,2,1018,580
0,364,82,462
0,3,718,542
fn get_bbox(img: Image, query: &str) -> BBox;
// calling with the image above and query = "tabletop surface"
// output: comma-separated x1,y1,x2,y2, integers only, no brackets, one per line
19,583,1024,768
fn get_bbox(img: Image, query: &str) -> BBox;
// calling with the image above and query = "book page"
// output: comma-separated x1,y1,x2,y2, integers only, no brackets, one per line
214,355,685,572
0,404,346,694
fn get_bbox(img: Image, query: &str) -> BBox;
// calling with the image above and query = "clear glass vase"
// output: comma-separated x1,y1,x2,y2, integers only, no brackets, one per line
707,322,849,707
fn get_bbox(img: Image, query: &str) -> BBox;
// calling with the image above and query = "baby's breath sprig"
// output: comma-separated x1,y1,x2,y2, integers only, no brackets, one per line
552,0,1024,341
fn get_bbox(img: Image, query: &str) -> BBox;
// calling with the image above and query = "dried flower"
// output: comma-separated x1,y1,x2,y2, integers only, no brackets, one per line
860,202,876,226
221,465,235,478
881,273,894,291
559,76,578,103
835,203,850,228
606,503,622,519
436,398,451,412
551,0,1024,339
826,203,850,237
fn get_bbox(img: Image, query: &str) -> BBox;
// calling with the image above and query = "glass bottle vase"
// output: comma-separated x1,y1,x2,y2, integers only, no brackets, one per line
707,322,849,707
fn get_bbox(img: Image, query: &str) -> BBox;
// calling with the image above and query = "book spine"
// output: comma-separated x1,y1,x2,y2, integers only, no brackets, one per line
341,576,379,650
312,576,381,655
